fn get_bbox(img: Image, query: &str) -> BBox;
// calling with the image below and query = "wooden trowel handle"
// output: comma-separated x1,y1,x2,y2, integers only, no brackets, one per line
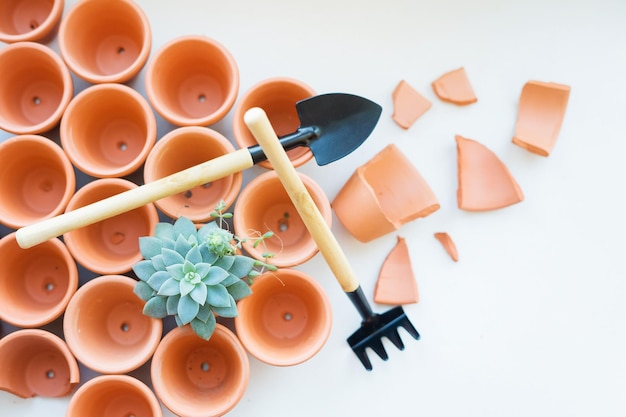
244,107,360,293
16,148,254,249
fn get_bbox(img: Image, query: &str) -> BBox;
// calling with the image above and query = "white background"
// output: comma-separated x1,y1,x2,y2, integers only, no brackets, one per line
1,0,626,416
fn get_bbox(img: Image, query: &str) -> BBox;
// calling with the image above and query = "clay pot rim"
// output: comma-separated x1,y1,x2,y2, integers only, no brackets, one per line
0,328,80,398
151,324,250,417
67,374,162,417
0,134,76,229
233,170,332,268
234,268,332,366
232,76,315,169
0,42,73,135
62,178,159,275
63,274,163,375
0,233,78,328
0,0,64,43
58,0,152,84
60,83,157,178
144,35,239,126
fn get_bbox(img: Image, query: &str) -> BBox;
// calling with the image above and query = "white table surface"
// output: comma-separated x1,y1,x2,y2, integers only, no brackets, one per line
2,0,626,416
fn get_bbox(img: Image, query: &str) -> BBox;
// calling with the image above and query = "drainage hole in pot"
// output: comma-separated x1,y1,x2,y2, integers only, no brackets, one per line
111,232,126,245
118,141,128,151
198,94,206,103
30,20,40,30
39,180,53,192
117,46,126,55
46,370,55,379
44,282,55,292
202,182,212,188
33,96,41,105
200,362,210,372
278,212,290,232
121,322,130,332
284,312,293,321
184,190,193,199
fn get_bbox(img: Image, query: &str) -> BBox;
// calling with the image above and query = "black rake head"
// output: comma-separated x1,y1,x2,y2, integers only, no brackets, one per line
347,306,420,371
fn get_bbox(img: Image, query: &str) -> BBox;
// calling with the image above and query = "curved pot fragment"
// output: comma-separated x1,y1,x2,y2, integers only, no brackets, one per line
391,80,431,129
374,236,419,305
432,67,477,105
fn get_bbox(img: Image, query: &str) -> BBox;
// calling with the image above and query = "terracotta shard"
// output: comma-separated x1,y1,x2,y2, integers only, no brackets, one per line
434,232,459,262
512,80,570,157
456,135,524,211
391,80,432,129
374,236,419,305
432,67,477,105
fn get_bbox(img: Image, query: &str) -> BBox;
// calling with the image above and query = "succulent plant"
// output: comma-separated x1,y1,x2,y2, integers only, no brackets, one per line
132,202,275,340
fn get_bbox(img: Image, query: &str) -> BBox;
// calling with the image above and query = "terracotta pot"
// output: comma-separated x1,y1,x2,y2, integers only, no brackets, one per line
0,233,78,328
63,275,162,374
0,329,79,398
63,178,159,275
58,0,151,84
0,42,73,135
145,35,239,126
232,77,315,169
0,0,64,43
67,375,161,417
233,170,332,267
235,269,332,366
0,135,75,229
333,144,440,242
143,126,242,222
61,83,157,178
151,324,249,417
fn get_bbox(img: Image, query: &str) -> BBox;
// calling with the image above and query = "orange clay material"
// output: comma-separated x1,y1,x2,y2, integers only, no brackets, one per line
456,135,524,211
434,232,459,262
391,80,432,129
374,236,418,305
431,67,477,105
512,81,570,157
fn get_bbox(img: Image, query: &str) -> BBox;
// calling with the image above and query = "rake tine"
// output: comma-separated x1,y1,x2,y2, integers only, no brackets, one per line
399,315,421,341
368,338,389,362
353,347,374,371
385,327,405,351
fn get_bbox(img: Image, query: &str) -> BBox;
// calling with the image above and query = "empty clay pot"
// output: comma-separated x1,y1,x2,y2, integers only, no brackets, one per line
66,375,162,417
0,0,64,43
233,170,332,267
0,42,73,135
63,275,163,375
58,0,151,84
232,77,315,169
145,35,239,126
63,178,159,275
0,135,75,229
143,126,242,222
235,269,332,366
0,329,79,398
151,324,249,417
333,144,440,243
0,233,78,328
61,83,157,178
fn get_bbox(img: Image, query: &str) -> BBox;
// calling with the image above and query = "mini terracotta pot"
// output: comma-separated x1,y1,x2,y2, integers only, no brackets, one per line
333,144,440,242
61,83,157,178
235,269,332,366
143,126,242,221
232,77,315,169
0,233,78,328
0,0,64,43
58,0,151,84
151,324,249,417
233,170,332,267
63,178,159,275
145,35,239,126
0,135,75,229
0,42,72,135
0,329,79,398
66,375,162,417
63,275,162,375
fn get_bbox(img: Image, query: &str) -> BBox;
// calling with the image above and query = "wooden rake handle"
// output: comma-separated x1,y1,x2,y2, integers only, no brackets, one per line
244,107,360,293
16,149,254,249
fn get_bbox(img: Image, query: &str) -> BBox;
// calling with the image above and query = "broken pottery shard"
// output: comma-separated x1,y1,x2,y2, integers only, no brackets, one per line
456,135,524,211
391,80,432,129
512,80,570,157
431,67,477,105
374,236,419,305
434,232,458,262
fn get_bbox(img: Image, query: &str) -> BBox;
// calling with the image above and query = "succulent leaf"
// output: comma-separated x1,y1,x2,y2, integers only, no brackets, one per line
191,315,216,340
132,259,156,281
154,222,174,240
173,216,197,240
162,247,185,267
139,236,163,259
147,270,172,291
165,263,185,280
226,280,253,300
134,281,155,301
178,294,200,325
213,255,235,271
185,244,202,264
180,279,195,297
190,283,208,305
228,255,256,278
197,302,213,322
206,284,231,307
174,234,192,256
143,296,167,318
158,277,181,296
151,254,166,271
211,294,238,318
203,266,230,285
166,294,180,315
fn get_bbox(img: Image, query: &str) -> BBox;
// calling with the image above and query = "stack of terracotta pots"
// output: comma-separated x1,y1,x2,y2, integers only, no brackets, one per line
0,1,334,416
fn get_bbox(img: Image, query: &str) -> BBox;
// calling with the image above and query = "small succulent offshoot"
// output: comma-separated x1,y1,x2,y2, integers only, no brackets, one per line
132,201,276,340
